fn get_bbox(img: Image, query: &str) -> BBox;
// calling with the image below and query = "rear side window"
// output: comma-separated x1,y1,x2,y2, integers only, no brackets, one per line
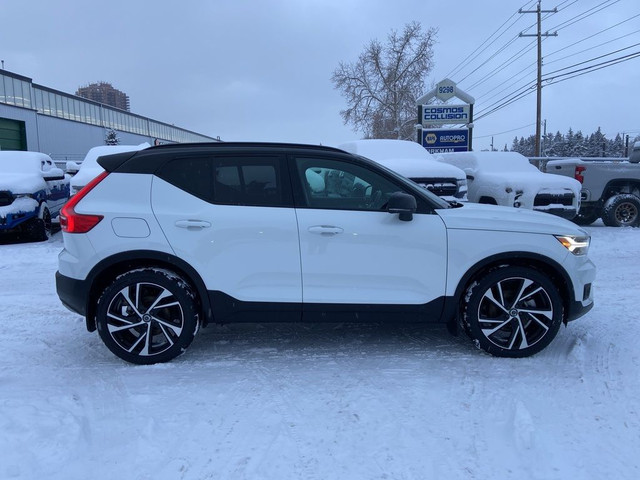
213,156,289,206
156,154,291,207
157,157,211,201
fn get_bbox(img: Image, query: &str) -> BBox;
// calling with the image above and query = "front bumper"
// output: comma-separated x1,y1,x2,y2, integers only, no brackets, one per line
0,211,36,232
534,206,578,220
566,296,594,322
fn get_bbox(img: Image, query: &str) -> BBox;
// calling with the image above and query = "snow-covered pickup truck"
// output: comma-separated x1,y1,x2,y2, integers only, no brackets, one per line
338,139,468,202
437,151,581,219
543,146,640,227
0,151,70,241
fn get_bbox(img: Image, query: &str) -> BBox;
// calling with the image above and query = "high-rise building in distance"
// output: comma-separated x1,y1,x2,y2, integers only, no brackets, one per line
76,82,130,111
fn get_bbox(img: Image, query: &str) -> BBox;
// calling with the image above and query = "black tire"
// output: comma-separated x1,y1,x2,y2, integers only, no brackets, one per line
572,208,599,226
463,266,563,358
24,206,51,242
601,194,640,227
96,268,199,364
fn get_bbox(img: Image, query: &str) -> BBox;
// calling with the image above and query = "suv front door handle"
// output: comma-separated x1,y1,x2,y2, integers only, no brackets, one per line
308,225,344,235
175,220,212,229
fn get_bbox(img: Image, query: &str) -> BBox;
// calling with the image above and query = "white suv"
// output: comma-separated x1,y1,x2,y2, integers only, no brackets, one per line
56,143,595,364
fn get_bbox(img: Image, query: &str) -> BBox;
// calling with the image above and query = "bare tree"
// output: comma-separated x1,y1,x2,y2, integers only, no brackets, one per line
332,22,437,140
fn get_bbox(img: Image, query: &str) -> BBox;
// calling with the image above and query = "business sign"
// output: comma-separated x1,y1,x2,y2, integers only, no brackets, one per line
435,79,457,101
421,128,469,153
421,104,470,126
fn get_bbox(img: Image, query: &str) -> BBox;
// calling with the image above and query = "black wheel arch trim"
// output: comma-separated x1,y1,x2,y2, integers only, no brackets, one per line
602,179,640,199
82,250,212,332
443,251,577,334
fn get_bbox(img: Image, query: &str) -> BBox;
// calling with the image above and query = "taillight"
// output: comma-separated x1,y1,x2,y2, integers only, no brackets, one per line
575,166,586,184
60,171,108,233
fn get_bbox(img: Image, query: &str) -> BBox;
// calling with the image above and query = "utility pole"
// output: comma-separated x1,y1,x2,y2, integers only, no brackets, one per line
519,1,557,157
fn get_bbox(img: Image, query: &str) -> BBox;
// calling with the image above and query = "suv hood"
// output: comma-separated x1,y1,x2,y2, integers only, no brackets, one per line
476,170,581,193
436,202,587,236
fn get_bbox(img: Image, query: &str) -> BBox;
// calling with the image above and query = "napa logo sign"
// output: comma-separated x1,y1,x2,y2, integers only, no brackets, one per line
421,104,470,125
421,129,469,153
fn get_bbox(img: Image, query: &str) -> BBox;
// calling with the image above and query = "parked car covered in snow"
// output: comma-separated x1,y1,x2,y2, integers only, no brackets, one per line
0,151,70,241
437,151,581,219
70,143,150,195
338,139,467,201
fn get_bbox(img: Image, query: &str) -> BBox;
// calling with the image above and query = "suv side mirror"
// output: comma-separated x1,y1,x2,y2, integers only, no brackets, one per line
66,161,81,175
387,191,417,221
42,167,66,181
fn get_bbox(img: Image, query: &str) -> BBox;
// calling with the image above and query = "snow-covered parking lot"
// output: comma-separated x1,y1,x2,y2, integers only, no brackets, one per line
1,223,638,480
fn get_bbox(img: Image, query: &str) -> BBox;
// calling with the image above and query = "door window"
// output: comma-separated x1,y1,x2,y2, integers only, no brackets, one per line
156,155,291,207
295,157,406,211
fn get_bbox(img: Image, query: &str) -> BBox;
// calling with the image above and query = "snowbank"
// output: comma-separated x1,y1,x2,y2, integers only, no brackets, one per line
0,226,638,479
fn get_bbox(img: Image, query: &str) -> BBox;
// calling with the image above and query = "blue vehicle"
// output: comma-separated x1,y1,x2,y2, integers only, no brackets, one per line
0,151,70,241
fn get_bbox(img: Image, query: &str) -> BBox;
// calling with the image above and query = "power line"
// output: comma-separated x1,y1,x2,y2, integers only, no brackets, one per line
543,49,640,84
464,0,627,94
545,12,640,60
548,0,621,32
475,123,536,138
474,47,640,121
464,38,537,90
446,0,537,79
544,43,640,77
475,11,640,105
545,27,640,66
457,1,600,89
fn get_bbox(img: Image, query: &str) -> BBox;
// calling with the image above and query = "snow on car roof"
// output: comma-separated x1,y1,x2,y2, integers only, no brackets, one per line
79,143,150,169
438,151,539,173
338,139,436,161
0,151,53,174
71,143,150,190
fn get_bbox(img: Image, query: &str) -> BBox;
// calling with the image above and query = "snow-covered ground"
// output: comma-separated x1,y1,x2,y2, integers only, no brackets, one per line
1,223,638,480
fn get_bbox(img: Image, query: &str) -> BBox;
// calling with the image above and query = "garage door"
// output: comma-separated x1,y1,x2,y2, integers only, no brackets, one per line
0,118,26,150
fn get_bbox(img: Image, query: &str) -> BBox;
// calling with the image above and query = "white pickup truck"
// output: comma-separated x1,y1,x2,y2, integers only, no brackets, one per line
437,151,581,219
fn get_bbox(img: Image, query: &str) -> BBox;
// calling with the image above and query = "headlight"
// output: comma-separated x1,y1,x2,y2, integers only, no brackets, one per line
555,235,590,255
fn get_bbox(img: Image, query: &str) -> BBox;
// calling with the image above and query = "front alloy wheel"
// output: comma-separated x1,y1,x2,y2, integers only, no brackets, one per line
96,269,199,364
464,267,563,357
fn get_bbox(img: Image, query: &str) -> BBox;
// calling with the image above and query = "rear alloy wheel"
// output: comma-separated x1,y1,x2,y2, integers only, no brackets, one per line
96,269,199,364
601,194,640,227
464,266,563,357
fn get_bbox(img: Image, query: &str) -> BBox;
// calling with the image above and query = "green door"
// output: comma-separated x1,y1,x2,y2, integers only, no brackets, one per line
0,118,27,150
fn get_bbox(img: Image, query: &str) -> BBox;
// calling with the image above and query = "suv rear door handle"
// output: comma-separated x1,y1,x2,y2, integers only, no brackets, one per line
308,225,344,235
175,220,211,229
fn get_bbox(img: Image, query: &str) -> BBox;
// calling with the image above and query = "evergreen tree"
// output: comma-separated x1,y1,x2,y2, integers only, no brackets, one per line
505,126,634,158
105,129,120,146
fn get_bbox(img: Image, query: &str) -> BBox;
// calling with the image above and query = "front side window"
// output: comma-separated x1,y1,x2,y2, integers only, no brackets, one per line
295,157,406,211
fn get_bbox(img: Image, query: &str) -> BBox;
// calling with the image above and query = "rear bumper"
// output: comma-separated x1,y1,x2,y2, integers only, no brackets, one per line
55,271,88,316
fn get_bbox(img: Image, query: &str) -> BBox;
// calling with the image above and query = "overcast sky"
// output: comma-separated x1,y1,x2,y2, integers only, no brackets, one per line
2,0,639,151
